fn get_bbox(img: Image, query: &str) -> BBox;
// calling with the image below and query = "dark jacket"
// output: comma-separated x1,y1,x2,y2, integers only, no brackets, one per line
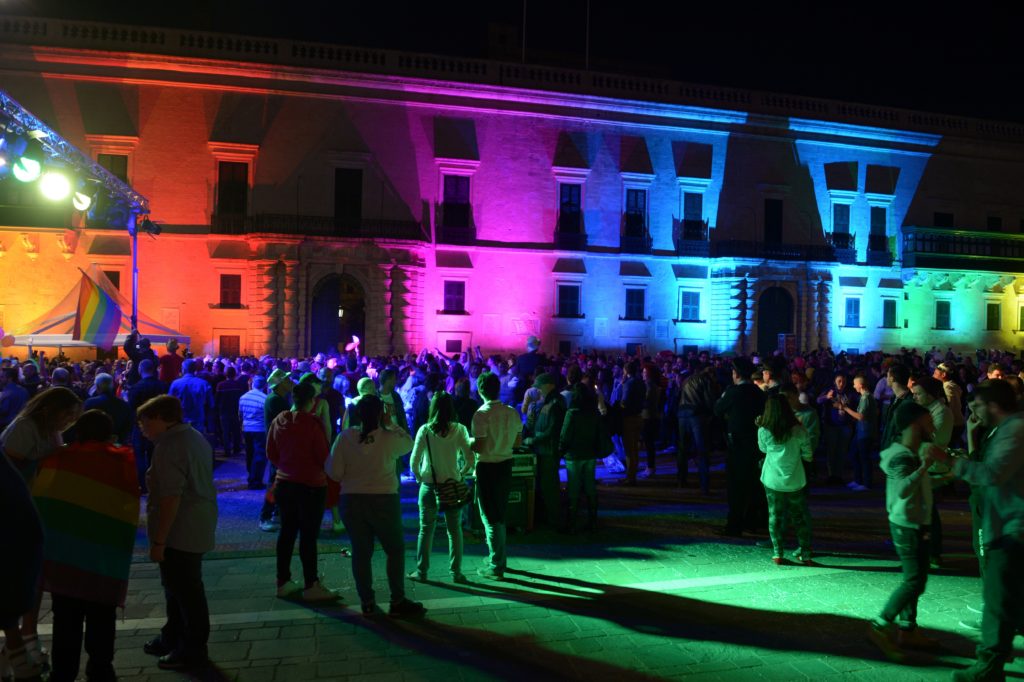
881,392,913,450
381,389,410,434
528,390,567,458
83,393,134,445
128,376,168,414
714,381,766,440
677,370,720,416
123,333,158,386
559,407,604,460
620,376,646,417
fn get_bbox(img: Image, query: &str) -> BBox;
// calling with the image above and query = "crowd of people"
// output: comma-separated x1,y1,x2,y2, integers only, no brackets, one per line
0,330,1021,681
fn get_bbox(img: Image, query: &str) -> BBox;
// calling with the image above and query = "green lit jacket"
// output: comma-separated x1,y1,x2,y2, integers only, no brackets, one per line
527,391,566,459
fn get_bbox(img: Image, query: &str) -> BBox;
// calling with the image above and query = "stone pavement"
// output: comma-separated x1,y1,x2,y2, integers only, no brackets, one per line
34,454,1023,681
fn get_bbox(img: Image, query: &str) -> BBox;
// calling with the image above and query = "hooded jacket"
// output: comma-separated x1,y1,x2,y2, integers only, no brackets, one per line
880,442,933,529
267,410,329,487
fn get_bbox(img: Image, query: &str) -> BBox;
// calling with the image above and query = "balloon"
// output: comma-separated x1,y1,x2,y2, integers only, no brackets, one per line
1,335,15,348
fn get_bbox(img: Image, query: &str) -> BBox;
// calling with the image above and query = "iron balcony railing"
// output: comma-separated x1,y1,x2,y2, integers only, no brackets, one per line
210,213,427,240
902,225,1024,271
711,240,836,262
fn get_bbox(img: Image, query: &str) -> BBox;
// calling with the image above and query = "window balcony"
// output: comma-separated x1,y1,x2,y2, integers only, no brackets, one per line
209,214,427,240
902,225,1024,272
674,219,709,257
620,233,652,254
554,210,586,250
827,232,857,264
867,233,893,266
711,240,836,262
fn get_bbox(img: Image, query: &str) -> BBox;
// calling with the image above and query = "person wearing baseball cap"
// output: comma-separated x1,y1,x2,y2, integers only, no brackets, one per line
524,372,566,529
932,362,965,444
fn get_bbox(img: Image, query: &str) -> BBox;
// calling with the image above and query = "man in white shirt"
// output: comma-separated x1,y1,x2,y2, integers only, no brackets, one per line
471,372,522,580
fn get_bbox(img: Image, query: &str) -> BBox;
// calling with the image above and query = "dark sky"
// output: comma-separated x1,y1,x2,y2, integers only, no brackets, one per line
9,0,1024,122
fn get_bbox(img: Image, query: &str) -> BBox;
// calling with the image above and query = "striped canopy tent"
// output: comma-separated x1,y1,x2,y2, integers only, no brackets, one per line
8,265,187,348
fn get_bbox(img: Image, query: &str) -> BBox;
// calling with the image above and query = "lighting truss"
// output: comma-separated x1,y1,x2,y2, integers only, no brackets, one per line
0,88,149,214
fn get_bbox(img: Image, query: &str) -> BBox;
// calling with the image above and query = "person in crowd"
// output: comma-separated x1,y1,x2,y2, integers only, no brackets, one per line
880,364,913,450
259,369,294,532
816,372,855,485
841,374,879,492
933,362,965,445
713,358,767,537
215,366,247,458
33,410,140,682
782,383,820,453
317,367,345,437
122,331,157,387
757,394,813,565
867,401,939,662
267,382,337,602
524,372,567,528
238,374,268,490
327,395,424,617
618,360,646,486
168,359,213,437
471,372,523,580
452,377,480,430
408,391,474,583
676,367,720,493
83,373,133,445
128,360,167,493
0,367,29,432
930,380,1023,682
20,363,42,399
1,387,82,483
158,339,185,385
342,377,378,430
559,383,605,533
137,395,217,671
639,364,664,479
49,367,86,401
0,431,46,680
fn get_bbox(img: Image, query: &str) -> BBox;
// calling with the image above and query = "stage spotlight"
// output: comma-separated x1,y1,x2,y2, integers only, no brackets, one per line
72,190,93,211
40,170,72,200
12,138,44,183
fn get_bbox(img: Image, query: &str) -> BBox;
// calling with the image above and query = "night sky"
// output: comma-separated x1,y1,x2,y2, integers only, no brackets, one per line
7,0,1024,122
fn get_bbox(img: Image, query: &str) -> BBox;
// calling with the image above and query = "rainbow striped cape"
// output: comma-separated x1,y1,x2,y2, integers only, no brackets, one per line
72,272,121,350
31,442,141,607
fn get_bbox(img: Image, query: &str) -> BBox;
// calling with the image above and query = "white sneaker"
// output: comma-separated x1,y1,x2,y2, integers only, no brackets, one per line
276,580,302,598
302,580,341,602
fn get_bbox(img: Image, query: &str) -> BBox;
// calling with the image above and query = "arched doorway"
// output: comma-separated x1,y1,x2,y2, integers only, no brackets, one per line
310,274,366,356
757,286,794,356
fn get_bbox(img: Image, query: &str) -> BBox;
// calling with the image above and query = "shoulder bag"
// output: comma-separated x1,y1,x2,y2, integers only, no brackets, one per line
426,428,472,512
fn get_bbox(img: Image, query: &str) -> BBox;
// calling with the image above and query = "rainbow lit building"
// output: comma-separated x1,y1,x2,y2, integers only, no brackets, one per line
1,16,1023,358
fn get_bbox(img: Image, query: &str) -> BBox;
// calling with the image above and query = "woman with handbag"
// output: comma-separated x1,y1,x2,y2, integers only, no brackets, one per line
408,391,475,583
559,384,607,532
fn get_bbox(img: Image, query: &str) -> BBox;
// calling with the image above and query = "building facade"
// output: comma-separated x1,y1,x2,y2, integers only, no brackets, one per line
2,16,1024,359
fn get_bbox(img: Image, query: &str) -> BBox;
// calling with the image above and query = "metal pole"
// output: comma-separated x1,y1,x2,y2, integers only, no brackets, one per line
130,214,139,331
522,0,527,63
585,0,590,70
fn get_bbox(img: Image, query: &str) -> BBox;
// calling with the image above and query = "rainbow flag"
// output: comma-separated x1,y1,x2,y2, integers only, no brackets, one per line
31,442,141,607
72,271,121,349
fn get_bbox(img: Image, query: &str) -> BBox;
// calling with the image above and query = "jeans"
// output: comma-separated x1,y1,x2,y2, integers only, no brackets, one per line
621,415,643,483
764,487,811,557
131,428,154,494
534,454,561,526
219,412,242,456
275,481,326,588
850,436,876,488
565,459,596,518
881,523,930,629
642,417,659,470
339,494,405,606
978,535,1024,664
243,432,267,487
158,548,210,662
49,594,116,682
677,409,709,492
476,459,513,572
822,423,852,479
415,484,463,577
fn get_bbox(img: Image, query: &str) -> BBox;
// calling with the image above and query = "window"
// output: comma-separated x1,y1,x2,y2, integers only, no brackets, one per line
870,206,887,235
445,339,463,353
844,298,861,327
683,192,703,221
558,183,582,232
882,299,898,328
216,161,248,217
334,168,362,228
624,288,646,320
103,270,121,291
986,303,1001,331
442,280,466,313
933,212,954,228
219,274,242,308
219,335,241,358
556,284,581,318
442,175,471,228
833,203,850,233
558,340,572,356
987,215,1003,232
624,188,647,234
765,198,783,243
678,290,700,322
935,300,952,330
97,153,129,183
